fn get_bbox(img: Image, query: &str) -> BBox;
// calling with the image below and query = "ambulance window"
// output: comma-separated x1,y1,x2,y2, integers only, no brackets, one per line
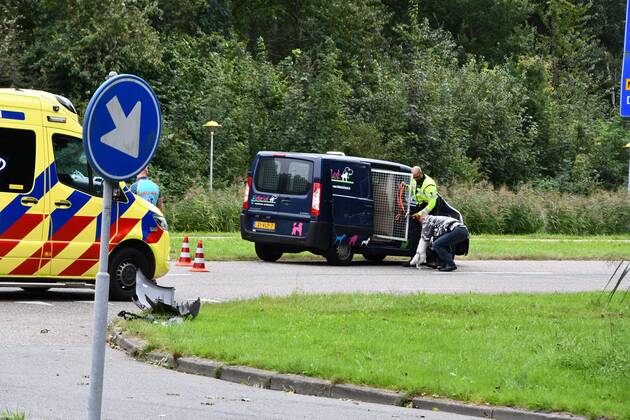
52,134,103,197
0,127,36,193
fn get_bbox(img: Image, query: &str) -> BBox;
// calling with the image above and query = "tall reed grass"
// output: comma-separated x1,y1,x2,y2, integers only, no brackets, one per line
447,183,630,234
165,182,630,235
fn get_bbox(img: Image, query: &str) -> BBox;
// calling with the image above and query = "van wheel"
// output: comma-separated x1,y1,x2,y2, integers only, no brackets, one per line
362,253,386,263
108,248,149,301
255,243,283,262
325,241,353,265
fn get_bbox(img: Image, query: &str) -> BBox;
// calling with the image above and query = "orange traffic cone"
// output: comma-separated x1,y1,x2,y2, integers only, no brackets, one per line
190,240,209,272
176,235,193,266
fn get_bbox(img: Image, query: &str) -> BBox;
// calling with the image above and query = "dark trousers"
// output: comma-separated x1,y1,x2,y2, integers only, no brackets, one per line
408,216,422,255
432,227,469,265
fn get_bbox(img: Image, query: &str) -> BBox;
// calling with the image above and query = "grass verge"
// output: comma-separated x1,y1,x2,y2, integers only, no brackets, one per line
123,292,629,419
170,232,630,261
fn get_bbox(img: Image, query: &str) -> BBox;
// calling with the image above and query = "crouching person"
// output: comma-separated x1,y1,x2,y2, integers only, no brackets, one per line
414,214,469,271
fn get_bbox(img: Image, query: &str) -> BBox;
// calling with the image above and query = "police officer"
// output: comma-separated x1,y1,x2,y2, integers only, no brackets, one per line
410,166,438,218
130,167,163,211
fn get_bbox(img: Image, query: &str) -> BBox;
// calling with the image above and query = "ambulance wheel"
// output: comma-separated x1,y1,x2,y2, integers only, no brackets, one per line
325,241,353,266
362,253,386,262
255,243,283,262
108,248,149,301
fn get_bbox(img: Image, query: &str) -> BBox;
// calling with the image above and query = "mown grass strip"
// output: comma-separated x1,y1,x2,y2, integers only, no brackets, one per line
170,232,630,261
124,292,629,419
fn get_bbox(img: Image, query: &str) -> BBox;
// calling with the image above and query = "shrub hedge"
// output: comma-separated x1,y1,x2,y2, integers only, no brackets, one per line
164,182,630,235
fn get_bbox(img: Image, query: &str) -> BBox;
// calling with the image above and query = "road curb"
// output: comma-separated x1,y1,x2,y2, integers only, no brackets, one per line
110,332,584,419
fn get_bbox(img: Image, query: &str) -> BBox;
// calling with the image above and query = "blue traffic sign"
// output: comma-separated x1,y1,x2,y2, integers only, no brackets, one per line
622,56,630,118
622,0,630,117
83,74,161,180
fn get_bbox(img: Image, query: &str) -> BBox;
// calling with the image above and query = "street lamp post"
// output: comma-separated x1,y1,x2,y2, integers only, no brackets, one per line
625,142,630,193
204,120,221,191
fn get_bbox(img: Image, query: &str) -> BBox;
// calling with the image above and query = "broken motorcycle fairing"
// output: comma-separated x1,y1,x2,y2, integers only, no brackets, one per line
133,270,201,319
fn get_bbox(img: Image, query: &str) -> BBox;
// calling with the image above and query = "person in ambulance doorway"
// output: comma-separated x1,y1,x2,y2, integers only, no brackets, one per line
403,166,463,267
130,167,163,212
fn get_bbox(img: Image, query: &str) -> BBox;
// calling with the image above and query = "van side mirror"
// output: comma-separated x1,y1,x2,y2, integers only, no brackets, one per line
113,186,128,203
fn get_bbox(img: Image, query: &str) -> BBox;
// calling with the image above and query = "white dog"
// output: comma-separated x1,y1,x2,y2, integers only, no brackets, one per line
409,239,429,269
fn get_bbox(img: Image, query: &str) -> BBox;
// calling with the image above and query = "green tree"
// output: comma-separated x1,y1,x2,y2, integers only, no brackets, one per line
24,0,163,107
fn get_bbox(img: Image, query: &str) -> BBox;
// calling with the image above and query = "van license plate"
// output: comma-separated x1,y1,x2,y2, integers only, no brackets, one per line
254,221,276,230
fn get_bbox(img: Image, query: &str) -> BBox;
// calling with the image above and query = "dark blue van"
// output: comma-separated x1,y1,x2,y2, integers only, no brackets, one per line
240,151,422,264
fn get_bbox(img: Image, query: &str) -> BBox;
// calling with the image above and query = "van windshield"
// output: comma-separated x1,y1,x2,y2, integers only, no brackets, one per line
254,157,313,195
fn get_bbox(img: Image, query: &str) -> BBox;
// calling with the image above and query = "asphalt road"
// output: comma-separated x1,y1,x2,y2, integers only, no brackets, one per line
0,259,623,419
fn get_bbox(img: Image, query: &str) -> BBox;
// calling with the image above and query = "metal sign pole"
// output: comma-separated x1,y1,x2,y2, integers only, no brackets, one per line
88,180,113,420
210,130,214,192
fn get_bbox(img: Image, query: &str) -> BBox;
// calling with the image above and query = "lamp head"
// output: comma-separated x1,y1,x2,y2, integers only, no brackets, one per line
204,120,222,132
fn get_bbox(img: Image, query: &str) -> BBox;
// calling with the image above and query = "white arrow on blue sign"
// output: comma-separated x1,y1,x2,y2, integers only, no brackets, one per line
621,0,630,117
83,74,161,180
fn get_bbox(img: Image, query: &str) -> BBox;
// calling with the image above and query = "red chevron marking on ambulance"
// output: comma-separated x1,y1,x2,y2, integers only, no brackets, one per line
9,216,99,275
9,258,42,276
58,259,100,277
145,229,164,244
111,218,140,243
58,218,141,277
10,241,67,275
0,240,20,256
50,215,95,241
0,214,47,258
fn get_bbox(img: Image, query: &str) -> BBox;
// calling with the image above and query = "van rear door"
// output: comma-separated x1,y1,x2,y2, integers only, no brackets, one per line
249,156,313,237
328,160,373,242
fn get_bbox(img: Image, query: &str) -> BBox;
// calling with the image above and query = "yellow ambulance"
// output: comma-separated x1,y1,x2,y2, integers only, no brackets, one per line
0,88,170,300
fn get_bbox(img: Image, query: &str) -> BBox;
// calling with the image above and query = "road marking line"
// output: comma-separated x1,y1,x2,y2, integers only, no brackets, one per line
75,301,113,305
16,301,53,306
450,271,554,275
201,298,223,303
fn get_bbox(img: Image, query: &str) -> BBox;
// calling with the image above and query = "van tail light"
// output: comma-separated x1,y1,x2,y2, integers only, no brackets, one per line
242,175,252,209
311,182,321,217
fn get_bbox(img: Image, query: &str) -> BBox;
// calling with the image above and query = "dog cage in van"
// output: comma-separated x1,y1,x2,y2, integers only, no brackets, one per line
370,168,412,242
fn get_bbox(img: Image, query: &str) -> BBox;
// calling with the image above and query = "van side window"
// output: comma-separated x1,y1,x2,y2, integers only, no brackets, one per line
254,157,312,195
52,134,103,197
0,127,36,193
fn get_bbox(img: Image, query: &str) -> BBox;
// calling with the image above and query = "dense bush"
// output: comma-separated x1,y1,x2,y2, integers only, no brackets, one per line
166,184,630,235
2,1,628,198
164,184,242,232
